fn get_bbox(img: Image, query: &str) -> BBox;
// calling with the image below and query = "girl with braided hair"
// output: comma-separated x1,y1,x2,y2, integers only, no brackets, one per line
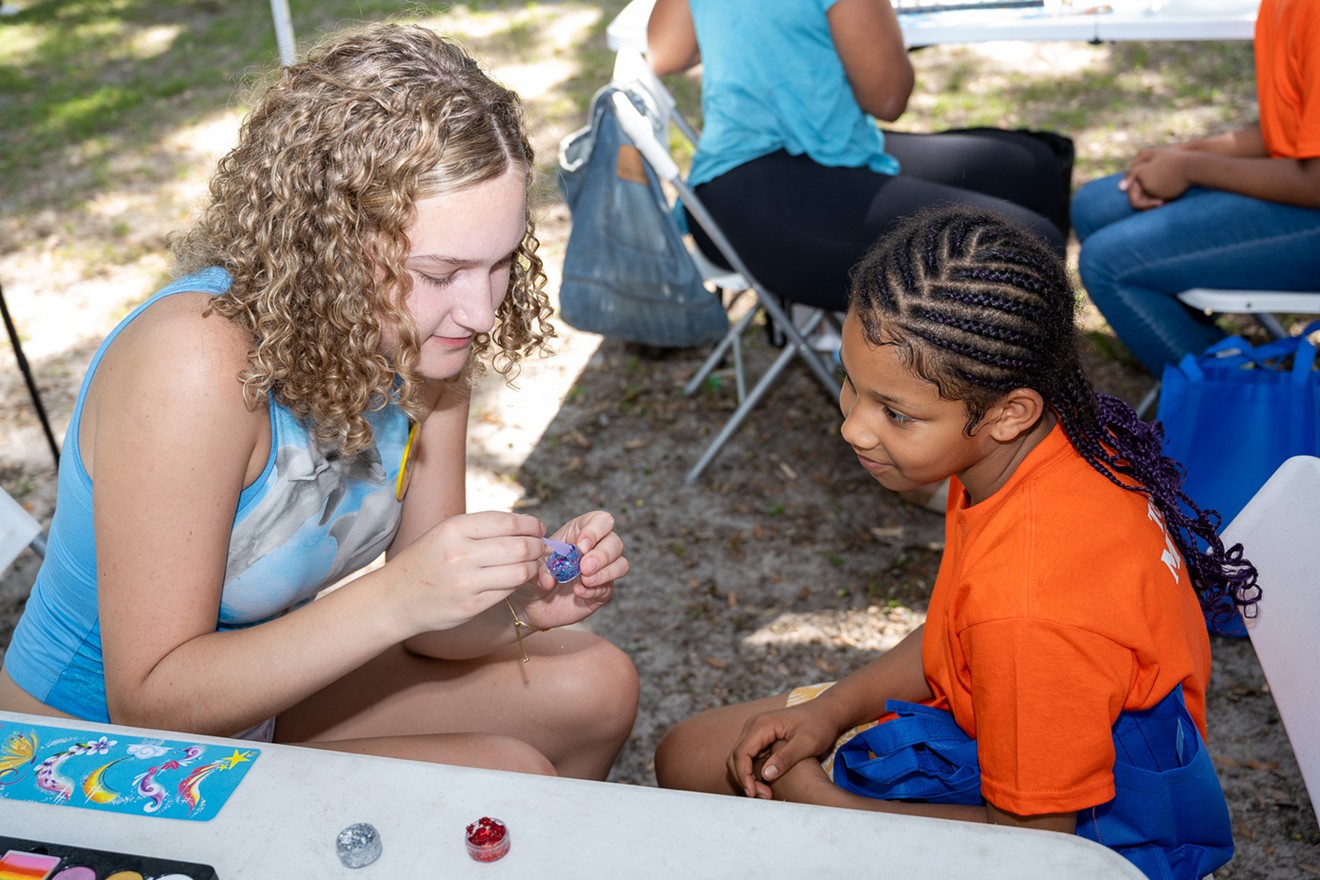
0,23,638,779
656,206,1258,879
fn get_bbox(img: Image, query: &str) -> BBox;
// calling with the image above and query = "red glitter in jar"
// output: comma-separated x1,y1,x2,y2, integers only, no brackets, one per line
465,816,511,862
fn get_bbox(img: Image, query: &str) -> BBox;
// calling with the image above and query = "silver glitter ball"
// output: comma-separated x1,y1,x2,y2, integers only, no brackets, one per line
336,821,383,868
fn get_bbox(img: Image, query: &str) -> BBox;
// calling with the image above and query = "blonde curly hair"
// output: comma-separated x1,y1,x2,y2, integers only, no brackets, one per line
171,23,554,456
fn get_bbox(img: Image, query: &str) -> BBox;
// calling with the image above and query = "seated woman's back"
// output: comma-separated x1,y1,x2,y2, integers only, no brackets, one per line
675,0,902,188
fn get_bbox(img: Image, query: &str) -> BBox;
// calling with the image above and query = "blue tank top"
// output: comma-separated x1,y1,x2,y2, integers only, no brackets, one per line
5,267,412,721
686,0,900,187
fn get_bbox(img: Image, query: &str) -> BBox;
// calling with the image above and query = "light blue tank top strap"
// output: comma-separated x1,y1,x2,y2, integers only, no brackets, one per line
5,267,411,722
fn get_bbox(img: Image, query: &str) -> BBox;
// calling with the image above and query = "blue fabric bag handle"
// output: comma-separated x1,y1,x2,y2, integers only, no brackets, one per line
1157,320,1319,636
831,688,1232,880
832,700,983,805
1199,318,1320,362
1180,320,1319,387
1182,320,1314,496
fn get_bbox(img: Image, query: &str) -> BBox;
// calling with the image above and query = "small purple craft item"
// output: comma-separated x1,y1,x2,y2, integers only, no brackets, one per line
541,537,582,583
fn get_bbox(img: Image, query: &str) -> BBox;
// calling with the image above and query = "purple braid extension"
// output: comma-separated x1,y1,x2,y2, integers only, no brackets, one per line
1088,392,1260,621
849,205,1259,619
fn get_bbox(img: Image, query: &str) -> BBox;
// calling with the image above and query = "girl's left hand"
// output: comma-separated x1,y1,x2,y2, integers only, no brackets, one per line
515,510,628,629
751,749,834,804
728,703,843,799
1121,147,1192,208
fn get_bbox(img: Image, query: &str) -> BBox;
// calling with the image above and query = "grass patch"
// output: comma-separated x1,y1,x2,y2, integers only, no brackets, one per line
0,2,1254,390
0,1,627,205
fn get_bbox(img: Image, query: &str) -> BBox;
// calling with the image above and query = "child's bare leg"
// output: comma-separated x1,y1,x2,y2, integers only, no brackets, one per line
276,630,638,780
297,731,560,775
655,694,791,794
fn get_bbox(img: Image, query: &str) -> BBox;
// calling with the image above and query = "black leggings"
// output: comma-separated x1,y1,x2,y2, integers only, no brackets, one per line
689,129,1069,312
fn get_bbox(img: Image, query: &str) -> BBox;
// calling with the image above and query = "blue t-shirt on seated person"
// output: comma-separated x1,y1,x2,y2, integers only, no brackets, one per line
686,0,900,187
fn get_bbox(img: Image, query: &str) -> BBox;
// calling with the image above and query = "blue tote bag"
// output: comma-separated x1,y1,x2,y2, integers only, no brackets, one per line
556,87,729,348
831,690,1233,880
1157,321,1320,528
1156,322,1319,635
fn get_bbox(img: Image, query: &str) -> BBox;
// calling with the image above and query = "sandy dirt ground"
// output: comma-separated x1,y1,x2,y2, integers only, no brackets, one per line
1,12,1316,877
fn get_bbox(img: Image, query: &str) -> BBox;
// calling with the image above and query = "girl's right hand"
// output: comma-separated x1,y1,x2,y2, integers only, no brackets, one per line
387,510,547,634
727,704,840,799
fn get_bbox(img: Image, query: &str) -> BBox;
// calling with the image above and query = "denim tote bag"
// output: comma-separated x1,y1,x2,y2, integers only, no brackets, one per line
831,689,1233,880
556,87,729,348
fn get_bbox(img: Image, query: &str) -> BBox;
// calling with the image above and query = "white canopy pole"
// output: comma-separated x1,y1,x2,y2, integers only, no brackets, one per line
270,0,297,66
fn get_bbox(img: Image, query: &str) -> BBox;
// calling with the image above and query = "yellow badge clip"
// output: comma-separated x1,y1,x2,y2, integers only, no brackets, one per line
395,421,420,502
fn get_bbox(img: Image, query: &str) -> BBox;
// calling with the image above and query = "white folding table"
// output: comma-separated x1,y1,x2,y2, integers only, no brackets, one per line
605,0,1259,52
0,710,1146,878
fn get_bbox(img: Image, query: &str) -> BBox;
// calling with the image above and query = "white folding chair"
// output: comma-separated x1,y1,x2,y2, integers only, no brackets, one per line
1,486,45,574
1177,288,1320,341
1221,455,1320,825
1135,287,1320,418
607,48,841,484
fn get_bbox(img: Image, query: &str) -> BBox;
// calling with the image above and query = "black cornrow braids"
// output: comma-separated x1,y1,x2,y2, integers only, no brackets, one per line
849,205,1259,623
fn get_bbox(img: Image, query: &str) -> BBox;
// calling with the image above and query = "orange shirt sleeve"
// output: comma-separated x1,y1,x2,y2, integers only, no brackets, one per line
961,617,1135,816
1255,0,1320,157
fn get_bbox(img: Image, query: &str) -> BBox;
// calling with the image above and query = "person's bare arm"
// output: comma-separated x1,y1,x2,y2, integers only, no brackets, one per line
730,625,932,797
828,0,913,122
769,759,1078,831
1123,124,1320,209
731,625,1074,831
647,0,700,75
89,297,416,734
390,379,628,660
1171,123,1267,157
1171,152,1320,206
89,298,547,735
386,378,468,556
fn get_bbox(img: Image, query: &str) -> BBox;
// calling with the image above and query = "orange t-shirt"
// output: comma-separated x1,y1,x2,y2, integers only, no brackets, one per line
1256,0,1320,158
921,424,1212,817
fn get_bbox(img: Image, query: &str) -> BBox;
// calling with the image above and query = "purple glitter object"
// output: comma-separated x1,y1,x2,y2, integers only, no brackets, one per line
542,537,582,583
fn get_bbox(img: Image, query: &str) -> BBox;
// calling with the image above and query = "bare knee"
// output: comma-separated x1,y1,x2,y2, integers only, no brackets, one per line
544,634,639,742
655,715,706,790
655,697,786,794
296,731,557,776
478,735,558,776
580,639,640,740
530,633,638,778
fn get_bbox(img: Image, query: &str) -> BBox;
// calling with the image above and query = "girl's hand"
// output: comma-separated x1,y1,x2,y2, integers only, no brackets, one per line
728,705,839,799
388,510,548,634
517,510,628,629
1121,148,1191,208
754,750,835,804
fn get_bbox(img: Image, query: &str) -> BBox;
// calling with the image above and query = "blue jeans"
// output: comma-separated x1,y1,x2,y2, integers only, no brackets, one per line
1071,173,1320,376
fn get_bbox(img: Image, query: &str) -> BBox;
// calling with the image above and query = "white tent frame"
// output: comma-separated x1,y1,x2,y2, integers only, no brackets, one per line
271,0,296,66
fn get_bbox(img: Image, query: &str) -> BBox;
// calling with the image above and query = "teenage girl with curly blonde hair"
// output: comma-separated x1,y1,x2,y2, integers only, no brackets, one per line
0,22,638,779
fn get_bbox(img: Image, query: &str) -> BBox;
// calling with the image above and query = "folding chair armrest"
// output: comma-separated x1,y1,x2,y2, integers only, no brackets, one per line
1177,288,1320,315
1,486,44,570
